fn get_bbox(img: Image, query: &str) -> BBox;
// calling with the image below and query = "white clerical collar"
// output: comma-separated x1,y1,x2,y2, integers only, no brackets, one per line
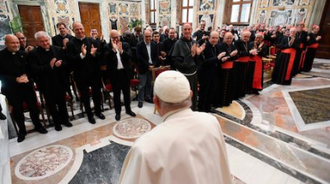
45,49,50,51
12,52,16,55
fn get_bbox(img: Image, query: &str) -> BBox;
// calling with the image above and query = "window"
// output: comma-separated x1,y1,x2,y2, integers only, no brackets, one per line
150,0,156,25
230,0,252,25
181,0,193,24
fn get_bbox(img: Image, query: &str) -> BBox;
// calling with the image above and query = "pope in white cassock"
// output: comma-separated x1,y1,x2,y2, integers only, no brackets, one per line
119,71,232,184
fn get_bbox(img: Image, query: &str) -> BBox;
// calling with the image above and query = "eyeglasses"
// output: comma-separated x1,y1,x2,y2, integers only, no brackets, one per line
111,36,119,39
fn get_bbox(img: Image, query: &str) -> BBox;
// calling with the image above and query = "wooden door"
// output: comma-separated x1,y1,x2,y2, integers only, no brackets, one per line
79,2,102,37
316,0,330,59
18,5,45,46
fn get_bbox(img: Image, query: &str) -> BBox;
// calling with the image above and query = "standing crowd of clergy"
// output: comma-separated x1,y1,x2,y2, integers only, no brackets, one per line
0,20,321,143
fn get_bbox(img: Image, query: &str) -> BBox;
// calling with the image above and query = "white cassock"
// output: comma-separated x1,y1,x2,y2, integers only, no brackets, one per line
119,108,232,184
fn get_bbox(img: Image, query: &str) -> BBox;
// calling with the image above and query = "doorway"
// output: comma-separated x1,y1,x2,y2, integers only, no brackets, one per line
316,0,330,59
78,2,102,37
18,5,45,46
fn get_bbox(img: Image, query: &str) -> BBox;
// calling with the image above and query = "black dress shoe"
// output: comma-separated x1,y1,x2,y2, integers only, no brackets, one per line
62,120,73,127
95,113,105,120
55,125,62,131
138,102,143,108
88,116,96,124
35,126,48,134
126,111,136,117
0,111,6,120
17,134,25,143
115,114,121,121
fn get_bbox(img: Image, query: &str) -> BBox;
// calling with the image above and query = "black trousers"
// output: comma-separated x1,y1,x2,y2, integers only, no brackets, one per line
41,83,69,126
76,76,102,117
6,84,42,134
111,69,132,115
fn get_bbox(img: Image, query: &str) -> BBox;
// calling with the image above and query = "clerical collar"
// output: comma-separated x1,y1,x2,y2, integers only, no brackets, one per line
45,49,50,51
77,36,86,41
12,52,16,55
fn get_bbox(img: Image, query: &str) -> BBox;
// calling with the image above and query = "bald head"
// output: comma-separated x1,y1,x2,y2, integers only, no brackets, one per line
5,34,20,52
182,23,192,40
209,31,219,46
224,32,233,45
72,22,85,39
144,30,152,44
110,30,119,44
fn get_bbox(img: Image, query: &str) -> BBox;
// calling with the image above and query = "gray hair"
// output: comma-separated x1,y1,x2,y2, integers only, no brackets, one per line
255,32,264,39
34,31,50,40
158,96,192,112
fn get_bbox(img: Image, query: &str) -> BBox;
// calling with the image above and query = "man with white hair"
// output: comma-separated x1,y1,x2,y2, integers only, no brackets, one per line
29,31,72,131
0,34,48,142
119,70,232,184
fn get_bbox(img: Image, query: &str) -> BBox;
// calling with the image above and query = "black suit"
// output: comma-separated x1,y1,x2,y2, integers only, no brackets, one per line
102,42,133,115
136,41,157,102
66,37,102,117
0,48,42,134
198,42,220,112
29,46,69,127
52,34,74,48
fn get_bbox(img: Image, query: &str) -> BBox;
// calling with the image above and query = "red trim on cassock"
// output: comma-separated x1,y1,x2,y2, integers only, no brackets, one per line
250,55,263,90
282,48,296,80
301,43,319,70
236,56,250,62
221,61,234,69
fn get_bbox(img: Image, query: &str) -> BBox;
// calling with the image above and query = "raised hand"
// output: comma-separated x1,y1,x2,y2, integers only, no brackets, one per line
111,39,118,51
90,44,97,56
81,44,87,56
117,42,123,53
230,49,238,57
218,52,226,60
55,60,62,67
50,58,57,68
316,36,322,41
191,43,197,56
196,43,206,56
63,38,69,49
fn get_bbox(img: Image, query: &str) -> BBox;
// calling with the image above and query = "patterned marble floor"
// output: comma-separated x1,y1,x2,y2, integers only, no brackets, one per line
6,58,330,184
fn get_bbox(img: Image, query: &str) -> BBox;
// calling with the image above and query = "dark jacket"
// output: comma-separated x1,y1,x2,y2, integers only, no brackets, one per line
136,41,157,74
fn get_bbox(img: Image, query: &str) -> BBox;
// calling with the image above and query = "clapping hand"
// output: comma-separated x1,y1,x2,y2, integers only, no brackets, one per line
117,42,123,54
217,52,226,60
16,74,29,83
230,49,238,57
196,43,206,56
316,36,322,41
50,58,57,68
81,44,87,56
91,44,97,56
55,60,62,67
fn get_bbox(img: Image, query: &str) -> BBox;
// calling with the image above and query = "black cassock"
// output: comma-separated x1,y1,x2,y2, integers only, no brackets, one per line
302,32,320,72
272,36,298,85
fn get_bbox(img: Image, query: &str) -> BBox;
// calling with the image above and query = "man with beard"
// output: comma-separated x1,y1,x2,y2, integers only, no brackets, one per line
29,31,72,131
102,30,136,121
66,22,105,124
161,27,177,67
171,23,205,111
0,35,48,142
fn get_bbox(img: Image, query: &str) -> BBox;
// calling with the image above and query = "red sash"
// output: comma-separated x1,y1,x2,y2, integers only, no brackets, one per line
282,48,296,80
221,61,233,69
299,43,304,49
301,43,319,70
236,56,250,62
249,55,263,90
306,43,319,49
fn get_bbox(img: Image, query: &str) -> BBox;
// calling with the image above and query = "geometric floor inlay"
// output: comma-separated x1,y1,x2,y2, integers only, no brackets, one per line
15,145,73,180
283,86,330,131
113,117,152,139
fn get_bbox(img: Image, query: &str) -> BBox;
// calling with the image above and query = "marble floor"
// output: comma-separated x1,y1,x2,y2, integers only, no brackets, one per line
5,58,330,184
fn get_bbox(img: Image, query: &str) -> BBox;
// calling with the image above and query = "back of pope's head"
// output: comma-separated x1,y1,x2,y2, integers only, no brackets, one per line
154,71,191,104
